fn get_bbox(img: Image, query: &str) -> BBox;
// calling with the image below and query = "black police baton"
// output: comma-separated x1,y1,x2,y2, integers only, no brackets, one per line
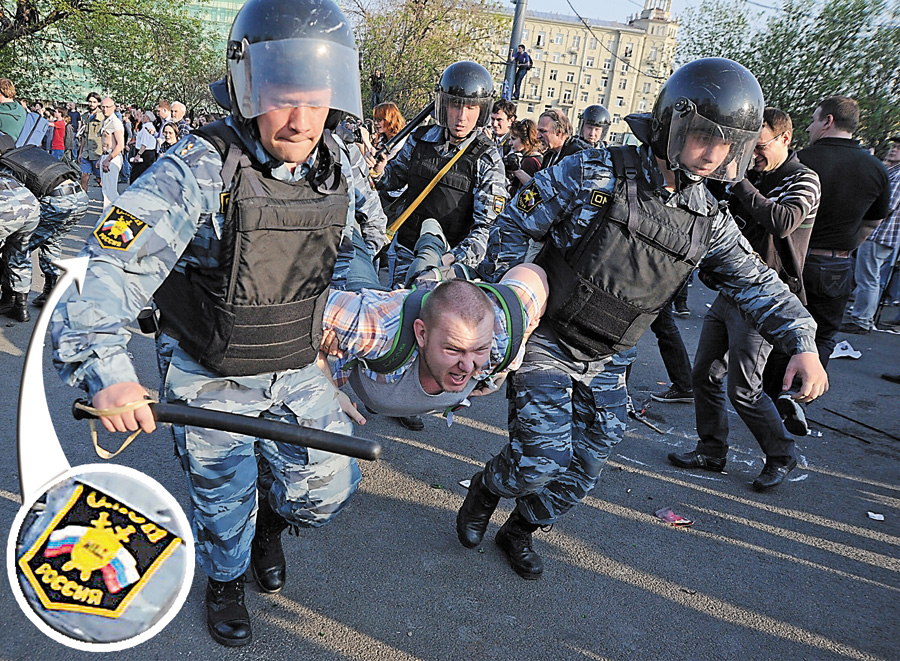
73,400,381,461
376,100,435,159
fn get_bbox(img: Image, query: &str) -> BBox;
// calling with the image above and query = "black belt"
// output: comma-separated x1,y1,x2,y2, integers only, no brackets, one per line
47,182,81,197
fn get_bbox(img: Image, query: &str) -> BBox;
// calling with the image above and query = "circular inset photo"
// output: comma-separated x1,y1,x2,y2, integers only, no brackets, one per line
7,464,193,651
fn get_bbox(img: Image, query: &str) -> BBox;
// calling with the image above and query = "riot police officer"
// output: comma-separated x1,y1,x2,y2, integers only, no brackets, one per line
456,58,828,580
51,0,384,646
372,60,508,288
578,104,612,147
370,59,508,432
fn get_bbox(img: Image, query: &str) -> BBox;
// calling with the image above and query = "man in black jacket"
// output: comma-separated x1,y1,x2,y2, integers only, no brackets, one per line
537,109,588,169
669,107,822,491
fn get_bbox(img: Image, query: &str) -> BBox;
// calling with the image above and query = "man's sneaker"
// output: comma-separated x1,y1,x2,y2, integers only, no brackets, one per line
839,321,869,334
674,303,690,316
651,387,694,403
776,394,808,436
667,450,726,472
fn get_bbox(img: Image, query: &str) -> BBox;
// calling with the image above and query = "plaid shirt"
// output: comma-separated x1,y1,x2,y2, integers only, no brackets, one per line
324,278,542,386
869,162,900,248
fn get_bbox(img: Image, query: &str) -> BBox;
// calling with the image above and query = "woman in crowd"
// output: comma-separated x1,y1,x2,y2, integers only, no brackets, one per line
129,111,158,183
371,101,406,159
505,118,542,196
158,122,180,155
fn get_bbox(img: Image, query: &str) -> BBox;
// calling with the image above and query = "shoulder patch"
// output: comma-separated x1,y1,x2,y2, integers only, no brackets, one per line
590,190,610,208
493,196,505,214
516,181,543,213
93,207,148,251
17,482,182,619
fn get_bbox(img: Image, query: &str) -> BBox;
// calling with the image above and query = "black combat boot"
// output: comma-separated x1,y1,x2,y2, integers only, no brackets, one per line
495,508,544,580
6,293,29,322
31,274,58,308
250,493,289,593
456,471,500,548
206,576,252,647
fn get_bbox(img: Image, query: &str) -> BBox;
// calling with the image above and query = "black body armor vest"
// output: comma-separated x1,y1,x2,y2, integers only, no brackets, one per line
535,146,716,360
154,120,348,376
0,133,76,197
395,126,493,251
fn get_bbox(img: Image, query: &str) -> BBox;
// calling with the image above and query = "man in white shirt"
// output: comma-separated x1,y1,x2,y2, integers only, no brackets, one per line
99,97,125,211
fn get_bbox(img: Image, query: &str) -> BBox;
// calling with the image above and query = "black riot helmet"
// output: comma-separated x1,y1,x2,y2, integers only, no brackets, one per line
578,104,611,145
435,61,496,130
224,0,362,127
650,58,764,182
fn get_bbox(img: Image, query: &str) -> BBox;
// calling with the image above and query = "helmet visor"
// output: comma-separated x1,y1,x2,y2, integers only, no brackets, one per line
230,37,362,120
435,91,493,129
667,102,759,182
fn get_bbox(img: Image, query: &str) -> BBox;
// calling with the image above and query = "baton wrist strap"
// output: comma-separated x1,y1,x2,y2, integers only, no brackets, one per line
386,136,474,241
74,398,159,459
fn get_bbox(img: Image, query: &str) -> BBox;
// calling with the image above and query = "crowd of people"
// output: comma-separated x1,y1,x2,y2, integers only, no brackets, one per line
1,0,897,648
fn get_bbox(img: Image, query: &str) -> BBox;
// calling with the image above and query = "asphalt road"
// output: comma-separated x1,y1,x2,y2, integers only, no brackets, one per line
0,184,897,660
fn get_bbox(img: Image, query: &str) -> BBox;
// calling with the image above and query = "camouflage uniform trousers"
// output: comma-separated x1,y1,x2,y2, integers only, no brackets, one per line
0,175,40,294
483,330,636,526
157,333,362,581
29,189,90,279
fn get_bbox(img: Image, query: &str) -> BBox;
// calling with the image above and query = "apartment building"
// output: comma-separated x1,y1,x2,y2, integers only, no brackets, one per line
491,0,679,144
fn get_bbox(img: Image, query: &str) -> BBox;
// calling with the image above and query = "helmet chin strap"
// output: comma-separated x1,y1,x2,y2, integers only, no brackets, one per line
672,166,703,193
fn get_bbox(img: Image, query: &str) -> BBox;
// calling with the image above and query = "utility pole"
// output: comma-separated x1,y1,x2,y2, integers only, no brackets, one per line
504,0,528,95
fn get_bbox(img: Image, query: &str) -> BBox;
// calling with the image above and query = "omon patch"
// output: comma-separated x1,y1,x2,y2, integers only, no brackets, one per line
93,207,148,251
18,483,182,618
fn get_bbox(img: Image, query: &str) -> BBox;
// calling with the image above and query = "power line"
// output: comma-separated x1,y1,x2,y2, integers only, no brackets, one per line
563,0,669,80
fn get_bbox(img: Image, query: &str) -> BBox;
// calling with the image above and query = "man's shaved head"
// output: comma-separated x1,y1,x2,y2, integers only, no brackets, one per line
421,280,494,329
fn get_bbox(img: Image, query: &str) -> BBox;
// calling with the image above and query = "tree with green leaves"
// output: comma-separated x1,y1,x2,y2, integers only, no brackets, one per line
676,0,900,153
346,0,509,119
0,0,222,115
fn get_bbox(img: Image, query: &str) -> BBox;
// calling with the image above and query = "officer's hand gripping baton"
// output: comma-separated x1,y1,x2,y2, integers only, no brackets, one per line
73,400,382,461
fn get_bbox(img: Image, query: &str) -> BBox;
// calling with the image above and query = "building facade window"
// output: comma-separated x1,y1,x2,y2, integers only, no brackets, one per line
549,69,558,81
572,35,581,48
586,56,595,67
643,82,651,93
565,71,574,82
563,89,573,103
532,67,541,78
600,77,608,88
638,99,648,111
583,73,592,85
589,37,598,49
619,78,627,90
603,59,611,70
580,91,589,102
616,96,624,107
547,87,556,98
530,85,539,97
552,53,561,63
536,32,546,47
569,53,578,65
554,33,563,44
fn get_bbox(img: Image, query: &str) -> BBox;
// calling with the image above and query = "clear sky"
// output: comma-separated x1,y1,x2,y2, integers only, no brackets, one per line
517,0,695,25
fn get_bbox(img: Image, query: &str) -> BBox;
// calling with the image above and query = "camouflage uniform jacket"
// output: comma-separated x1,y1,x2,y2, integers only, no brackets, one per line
487,144,818,357
51,117,385,397
376,125,508,268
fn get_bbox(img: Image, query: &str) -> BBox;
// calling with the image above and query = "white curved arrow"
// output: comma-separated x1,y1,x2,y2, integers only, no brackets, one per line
17,256,89,503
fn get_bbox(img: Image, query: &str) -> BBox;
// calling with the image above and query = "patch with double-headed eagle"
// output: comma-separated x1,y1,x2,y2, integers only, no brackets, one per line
93,207,148,251
493,196,505,214
17,483,182,618
516,181,543,213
